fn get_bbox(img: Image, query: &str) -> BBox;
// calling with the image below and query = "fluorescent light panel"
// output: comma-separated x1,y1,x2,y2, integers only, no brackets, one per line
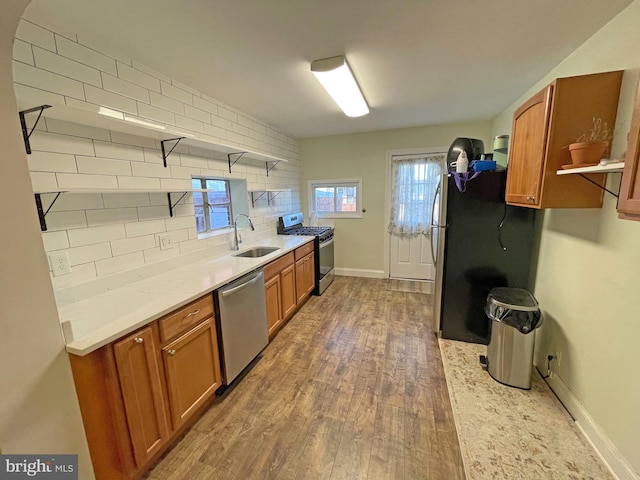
311,56,369,117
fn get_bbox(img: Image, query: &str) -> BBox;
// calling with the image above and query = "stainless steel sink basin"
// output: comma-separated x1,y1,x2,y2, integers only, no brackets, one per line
233,246,280,258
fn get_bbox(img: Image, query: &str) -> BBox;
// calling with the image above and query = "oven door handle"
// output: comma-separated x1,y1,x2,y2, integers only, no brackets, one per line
319,238,334,248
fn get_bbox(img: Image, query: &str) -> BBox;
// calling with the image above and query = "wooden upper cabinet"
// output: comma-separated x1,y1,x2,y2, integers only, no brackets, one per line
505,86,552,207
162,317,222,429
618,79,640,220
506,70,623,209
112,325,170,468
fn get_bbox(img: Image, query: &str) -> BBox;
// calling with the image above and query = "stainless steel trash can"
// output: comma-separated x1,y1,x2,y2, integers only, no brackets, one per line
480,288,542,389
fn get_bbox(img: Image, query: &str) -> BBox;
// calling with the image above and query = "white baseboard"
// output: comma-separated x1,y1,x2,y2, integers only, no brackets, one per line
334,267,385,279
546,373,639,480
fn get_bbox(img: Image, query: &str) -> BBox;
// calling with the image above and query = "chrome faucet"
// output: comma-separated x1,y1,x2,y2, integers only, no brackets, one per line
233,214,255,250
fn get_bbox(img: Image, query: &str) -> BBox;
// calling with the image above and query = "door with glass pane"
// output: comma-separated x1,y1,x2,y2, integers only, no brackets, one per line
388,154,443,281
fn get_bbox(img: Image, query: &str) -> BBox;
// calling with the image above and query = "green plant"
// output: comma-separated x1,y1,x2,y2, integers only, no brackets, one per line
575,117,612,143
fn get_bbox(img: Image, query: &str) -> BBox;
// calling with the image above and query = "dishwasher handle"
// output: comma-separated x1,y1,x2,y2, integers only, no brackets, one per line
221,271,263,297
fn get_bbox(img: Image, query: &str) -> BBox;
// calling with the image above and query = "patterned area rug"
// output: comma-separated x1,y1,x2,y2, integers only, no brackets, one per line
438,339,614,480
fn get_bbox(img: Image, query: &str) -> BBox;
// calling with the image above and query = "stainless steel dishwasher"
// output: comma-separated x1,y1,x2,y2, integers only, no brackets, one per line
215,268,269,384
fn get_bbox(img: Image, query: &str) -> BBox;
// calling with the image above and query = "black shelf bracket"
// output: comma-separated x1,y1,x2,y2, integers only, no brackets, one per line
578,173,619,198
265,160,280,177
160,137,185,167
227,152,246,173
34,192,62,231
19,105,51,154
167,192,189,217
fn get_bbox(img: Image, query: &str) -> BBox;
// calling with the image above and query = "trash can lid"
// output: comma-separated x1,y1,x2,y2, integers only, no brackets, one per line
487,287,539,312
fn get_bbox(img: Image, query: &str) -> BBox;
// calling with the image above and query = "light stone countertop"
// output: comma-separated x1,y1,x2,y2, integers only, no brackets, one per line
57,234,314,356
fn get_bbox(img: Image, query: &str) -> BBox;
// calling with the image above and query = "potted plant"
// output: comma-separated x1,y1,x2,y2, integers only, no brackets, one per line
568,117,613,166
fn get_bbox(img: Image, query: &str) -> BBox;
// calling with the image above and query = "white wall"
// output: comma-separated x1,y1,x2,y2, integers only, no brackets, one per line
300,121,493,275
13,18,301,289
492,2,640,477
0,2,94,478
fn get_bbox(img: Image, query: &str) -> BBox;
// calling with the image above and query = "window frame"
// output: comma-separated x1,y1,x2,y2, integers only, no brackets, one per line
192,177,234,234
308,178,363,219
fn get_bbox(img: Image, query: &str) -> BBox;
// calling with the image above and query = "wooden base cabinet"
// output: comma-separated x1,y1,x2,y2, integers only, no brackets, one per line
295,242,315,304
70,294,222,480
265,273,283,335
506,70,623,209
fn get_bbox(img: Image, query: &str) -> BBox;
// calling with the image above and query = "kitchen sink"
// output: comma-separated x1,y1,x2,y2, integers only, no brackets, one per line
233,246,280,258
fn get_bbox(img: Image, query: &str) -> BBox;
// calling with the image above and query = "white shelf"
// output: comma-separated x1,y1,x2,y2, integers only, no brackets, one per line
17,98,289,165
35,187,193,194
556,161,625,175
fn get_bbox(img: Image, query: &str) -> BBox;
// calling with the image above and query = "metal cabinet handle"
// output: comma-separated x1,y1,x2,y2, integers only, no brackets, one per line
133,337,144,344
183,308,201,320
167,349,176,356
526,196,535,203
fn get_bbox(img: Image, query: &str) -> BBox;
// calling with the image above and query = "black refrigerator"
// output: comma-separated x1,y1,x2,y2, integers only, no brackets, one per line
437,169,537,344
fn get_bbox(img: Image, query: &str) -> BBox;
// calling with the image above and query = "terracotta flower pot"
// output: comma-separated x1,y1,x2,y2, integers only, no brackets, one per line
568,140,609,165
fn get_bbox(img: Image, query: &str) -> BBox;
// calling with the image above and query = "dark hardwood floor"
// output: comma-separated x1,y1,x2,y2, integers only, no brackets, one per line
145,276,465,480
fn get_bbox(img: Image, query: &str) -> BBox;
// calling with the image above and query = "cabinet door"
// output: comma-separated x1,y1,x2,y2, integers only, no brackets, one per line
113,326,170,467
295,257,307,304
162,318,222,429
280,263,297,319
305,252,315,296
505,85,553,207
265,274,283,335
618,81,640,219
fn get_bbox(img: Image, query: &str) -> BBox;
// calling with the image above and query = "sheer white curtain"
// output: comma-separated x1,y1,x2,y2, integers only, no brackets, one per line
388,153,444,236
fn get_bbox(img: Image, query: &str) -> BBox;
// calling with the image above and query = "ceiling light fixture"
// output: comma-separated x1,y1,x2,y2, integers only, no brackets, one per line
311,56,369,117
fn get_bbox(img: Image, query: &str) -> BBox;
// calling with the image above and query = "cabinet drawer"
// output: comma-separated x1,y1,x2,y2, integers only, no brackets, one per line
294,241,314,260
263,252,294,280
159,295,213,343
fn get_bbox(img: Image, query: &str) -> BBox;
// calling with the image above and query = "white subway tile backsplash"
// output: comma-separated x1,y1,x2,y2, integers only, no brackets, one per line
137,102,175,125
237,115,254,130
13,61,85,100
161,81,193,105
46,211,88,231
16,20,56,52
232,123,250,136
30,172,59,192
117,176,161,190
103,192,150,208
28,151,77,173
149,192,170,206
171,203,195,218
77,156,132,176
165,215,196,231
175,115,204,133
226,131,247,146
68,224,126,247
169,165,200,179
125,219,166,238
218,107,237,123
193,96,218,115
131,61,171,83
13,39,34,65
178,155,209,169
210,114,233,131
86,207,138,226
150,91,184,115
184,105,211,124
178,238,209,254
49,193,104,211
132,162,171,178
160,178,192,190
95,252,145,277
143,148,164,164
111,235,156,256
102,73,150,103
33,46,102,87
203,123,227,140
14,83,65,109
143,246,180,264
67,242,112,265
94,140,144,162
137,205,170,221
31,130,95,156
85,85,138,115
42,231,70,251
56,36,117,76
57,173,119,190
171,80,201,98
51,262,97,289
116,61,161,91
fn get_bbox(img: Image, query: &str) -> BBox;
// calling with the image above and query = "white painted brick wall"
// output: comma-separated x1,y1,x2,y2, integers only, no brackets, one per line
13,19,301,288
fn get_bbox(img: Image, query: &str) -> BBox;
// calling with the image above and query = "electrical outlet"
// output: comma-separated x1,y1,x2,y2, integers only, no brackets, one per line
159,233,174,250
49,252,72,277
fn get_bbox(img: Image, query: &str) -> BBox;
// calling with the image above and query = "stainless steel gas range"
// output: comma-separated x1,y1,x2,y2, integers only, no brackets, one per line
277,212,334,295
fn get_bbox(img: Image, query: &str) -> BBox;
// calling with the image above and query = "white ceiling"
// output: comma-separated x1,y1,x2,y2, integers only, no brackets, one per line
24,0,632,139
